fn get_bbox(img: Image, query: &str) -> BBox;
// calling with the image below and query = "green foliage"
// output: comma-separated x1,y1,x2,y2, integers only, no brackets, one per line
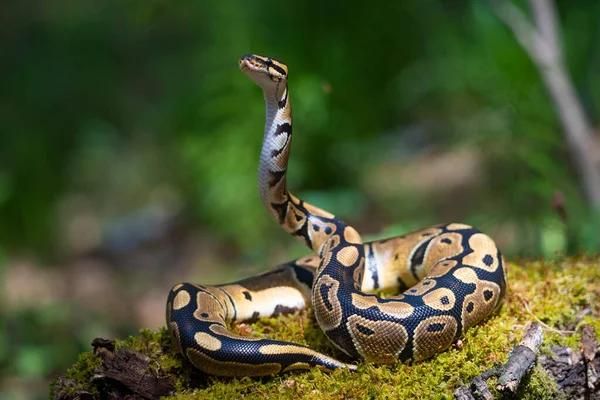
1,0,599,257
52,256,600,399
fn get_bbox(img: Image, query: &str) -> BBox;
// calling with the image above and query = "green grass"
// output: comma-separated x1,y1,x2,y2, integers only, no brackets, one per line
50,256,600,399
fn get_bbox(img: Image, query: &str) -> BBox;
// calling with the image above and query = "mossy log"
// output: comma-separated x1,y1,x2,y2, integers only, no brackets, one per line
51,257,600,399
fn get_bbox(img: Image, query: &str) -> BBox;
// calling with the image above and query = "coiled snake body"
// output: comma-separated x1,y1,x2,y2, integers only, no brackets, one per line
167,55,508,376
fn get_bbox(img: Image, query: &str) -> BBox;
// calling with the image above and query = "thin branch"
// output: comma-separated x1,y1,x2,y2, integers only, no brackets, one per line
529,0,563,62
489,0,600,207
497,322,544,393
454,322,544,399
487,0,554,65
520,296,575,336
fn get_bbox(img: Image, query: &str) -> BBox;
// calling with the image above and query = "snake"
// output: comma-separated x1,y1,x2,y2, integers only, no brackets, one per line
166,54,508,377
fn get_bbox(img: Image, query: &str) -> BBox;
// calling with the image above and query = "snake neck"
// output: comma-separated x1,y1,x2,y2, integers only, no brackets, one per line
258,84,347,256
258,85,291,217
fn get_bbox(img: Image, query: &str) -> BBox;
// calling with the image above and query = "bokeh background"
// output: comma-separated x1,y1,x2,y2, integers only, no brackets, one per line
1,0,599,399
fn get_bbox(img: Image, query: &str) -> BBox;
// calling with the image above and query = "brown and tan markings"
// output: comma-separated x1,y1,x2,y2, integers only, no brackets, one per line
347,314,409,363
308,220,339,255
166,304,183,356
172,290,191,310
313,274,343,331
352,258,366,290
258,344,343,363
283,362,312,372
461,279,502,331
412,315,458,361
446,223,473,231
462,233,501,273
337,246,360,267
404,278,437,296
186,348,282,377
165,55,508,376
194,332,222,351
421,287,456,311
369,227,445,288
419,232,464,276
351,293,414,320
428,259,459,278
192,291,228,324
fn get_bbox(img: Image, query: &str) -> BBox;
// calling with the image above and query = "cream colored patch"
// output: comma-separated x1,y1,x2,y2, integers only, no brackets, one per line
313,274,343,331
337,246,359,267
347,314,408,363
194,332,222,351
172,290,191,310
445,223,472,230
422,288,456,311
260,344,318,356
412,315,458,360
343,226,362,244
186,348,281,376
453,267,478,284
225,284,308,322
171,283,184,291
463,233,500,272
351,293,414,319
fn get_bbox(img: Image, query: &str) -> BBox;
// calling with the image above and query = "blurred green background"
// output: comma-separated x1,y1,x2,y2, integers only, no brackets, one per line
1,0,599,398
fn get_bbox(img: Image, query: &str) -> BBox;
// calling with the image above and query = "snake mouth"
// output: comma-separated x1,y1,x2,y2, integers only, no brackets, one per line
239,54,288,78
239,54,265,73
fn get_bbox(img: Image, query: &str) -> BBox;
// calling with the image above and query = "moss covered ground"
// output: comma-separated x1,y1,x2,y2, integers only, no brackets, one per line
52,256,600,399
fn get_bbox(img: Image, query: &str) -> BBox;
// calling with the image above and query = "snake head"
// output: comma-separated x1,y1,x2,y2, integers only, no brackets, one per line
239,54,288,95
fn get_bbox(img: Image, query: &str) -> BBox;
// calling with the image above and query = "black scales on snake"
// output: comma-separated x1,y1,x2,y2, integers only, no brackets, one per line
166,54,508,376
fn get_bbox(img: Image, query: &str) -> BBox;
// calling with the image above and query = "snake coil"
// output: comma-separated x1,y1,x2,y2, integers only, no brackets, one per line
166,55,507,376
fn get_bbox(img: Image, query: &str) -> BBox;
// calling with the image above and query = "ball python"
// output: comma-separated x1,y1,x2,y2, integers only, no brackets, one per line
166,54,508,377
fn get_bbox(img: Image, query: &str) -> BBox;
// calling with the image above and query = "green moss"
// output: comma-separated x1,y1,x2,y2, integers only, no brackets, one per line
49,351,102,399
115,326,190,389
65,351,101,383
53,256,600,399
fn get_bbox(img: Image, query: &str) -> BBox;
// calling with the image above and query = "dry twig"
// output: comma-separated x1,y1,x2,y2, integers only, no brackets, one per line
454,322,544,399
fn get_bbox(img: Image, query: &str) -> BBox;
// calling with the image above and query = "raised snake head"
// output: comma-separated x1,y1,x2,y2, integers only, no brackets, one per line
239,54,288,99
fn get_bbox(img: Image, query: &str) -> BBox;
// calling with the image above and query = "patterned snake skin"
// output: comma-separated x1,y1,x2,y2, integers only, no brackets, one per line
166,55,508,376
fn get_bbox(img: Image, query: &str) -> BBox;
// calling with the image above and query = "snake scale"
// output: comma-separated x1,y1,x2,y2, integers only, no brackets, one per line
166,54,508,376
